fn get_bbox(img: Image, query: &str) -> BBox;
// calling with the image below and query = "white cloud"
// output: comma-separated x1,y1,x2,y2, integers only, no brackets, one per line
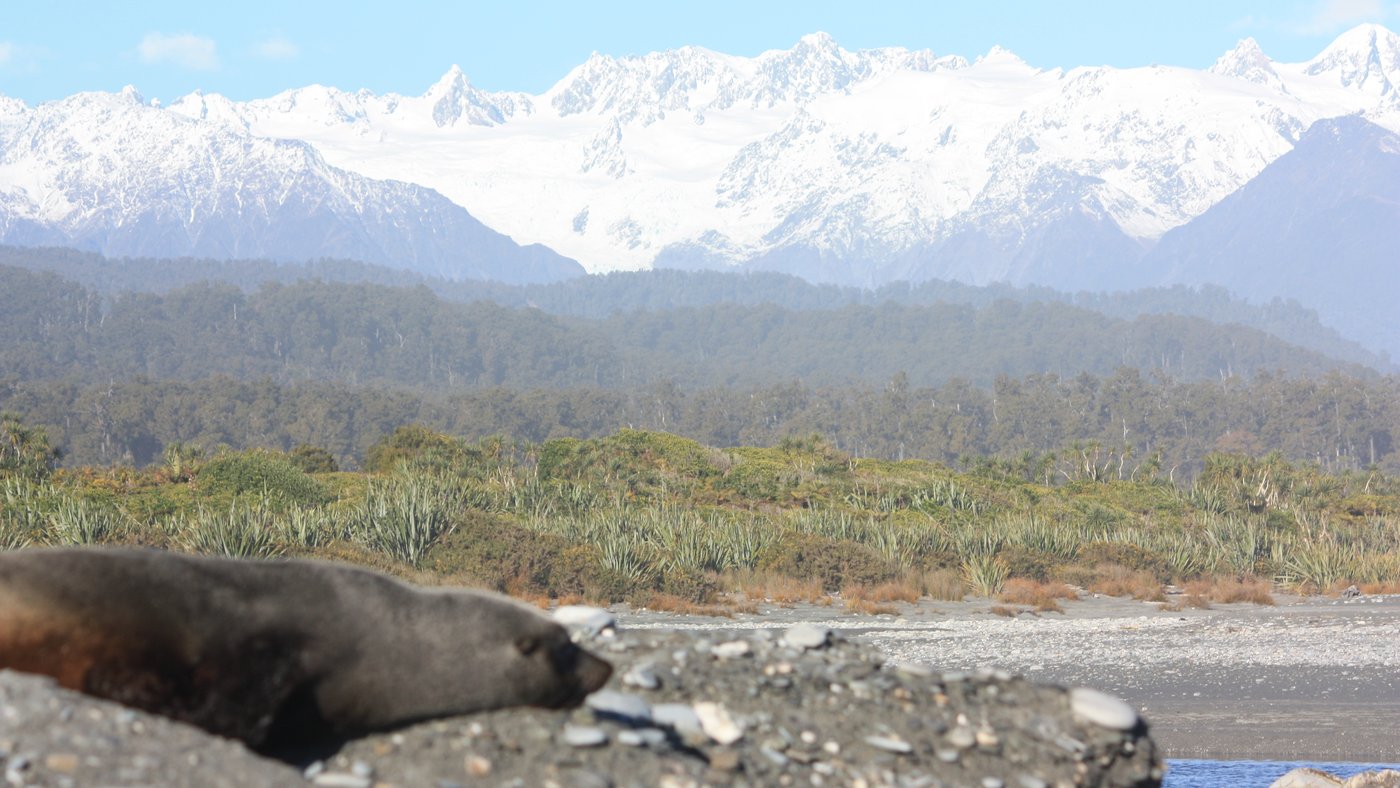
0,42,13,66
138,32,218,70
1297,0,1389,34
254,36,299,60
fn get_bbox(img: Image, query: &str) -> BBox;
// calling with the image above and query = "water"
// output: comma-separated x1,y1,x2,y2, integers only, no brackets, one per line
1165,758,1400,787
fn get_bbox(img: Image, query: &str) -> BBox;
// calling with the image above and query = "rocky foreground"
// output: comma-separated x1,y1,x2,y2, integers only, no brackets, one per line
0,617,1161,787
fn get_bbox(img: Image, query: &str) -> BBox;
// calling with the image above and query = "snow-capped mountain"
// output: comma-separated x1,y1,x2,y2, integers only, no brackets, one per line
0,87,581,284
0,25,1397,347
144,24,1400,288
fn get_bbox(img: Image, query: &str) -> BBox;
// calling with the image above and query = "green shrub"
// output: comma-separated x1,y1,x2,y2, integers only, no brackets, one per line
198,450,329,507
1075,541,1168,580
288,444,339,474
756,531,895,591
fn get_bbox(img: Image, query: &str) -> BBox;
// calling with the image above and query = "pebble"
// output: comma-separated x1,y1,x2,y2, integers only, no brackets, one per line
1018,775,1049,788
982,778,1006,788
865,734,913,754
584,690,652,723
1068,687,1139,731
311,773,373,788
713,640,752,659
694,702,744,745
563,725,608,748
784,623,832,649
893,662,936,678
42,754,78,774
761,746,790,766
616,728,667,748
652,703,702,732
945,727,976,749
464,755,492,777
622,663,661,690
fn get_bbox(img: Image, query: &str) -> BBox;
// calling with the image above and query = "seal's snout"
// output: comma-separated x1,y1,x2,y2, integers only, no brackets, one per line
578,650,613,694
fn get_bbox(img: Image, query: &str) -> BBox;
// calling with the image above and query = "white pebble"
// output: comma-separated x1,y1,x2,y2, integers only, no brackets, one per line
1069,687,1139,730
694,701,744,744
713,640,752,659
784,623,832,649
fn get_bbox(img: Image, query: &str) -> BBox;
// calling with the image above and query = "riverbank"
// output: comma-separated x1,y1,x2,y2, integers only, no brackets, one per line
620,591,1400,763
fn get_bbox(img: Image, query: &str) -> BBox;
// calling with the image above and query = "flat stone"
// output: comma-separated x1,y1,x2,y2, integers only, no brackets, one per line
585,690,652,723
1069,687,1139,731
864,734,912,754
616,728,667,747
783,623,832,650
563,725,609,748
311,774,372,788
713,640,752,659
652,702,703,732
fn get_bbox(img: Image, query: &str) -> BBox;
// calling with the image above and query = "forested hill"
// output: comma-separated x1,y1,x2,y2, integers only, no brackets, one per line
0,246,1387,371
0,265,1375,391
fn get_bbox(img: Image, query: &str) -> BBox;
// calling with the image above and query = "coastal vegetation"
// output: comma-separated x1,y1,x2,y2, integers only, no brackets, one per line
3,420,1396,612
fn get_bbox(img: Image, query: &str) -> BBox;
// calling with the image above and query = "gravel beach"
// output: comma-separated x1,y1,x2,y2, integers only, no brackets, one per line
623,592,1400,764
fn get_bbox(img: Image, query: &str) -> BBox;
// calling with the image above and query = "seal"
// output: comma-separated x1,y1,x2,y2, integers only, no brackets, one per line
0,547,612,756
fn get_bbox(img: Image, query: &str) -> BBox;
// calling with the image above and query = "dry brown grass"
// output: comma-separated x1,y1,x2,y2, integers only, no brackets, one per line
844,597,901,615
989,605,1020,617
637,592,758,617
997,578,1076,612
727,570,831,606
843,581,920,604
1087,563,1166,602
1210,575,1276,606
920,568,966,601
841,581,918,615
1360,581,1400,594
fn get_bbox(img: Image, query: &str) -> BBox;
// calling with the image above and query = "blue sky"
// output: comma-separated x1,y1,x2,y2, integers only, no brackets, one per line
1,0,1396,104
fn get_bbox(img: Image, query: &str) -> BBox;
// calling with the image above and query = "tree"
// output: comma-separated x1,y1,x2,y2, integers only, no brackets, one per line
0,413,59,480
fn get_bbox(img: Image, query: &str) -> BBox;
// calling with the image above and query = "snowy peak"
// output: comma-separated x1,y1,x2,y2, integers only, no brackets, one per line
423,64,532,127
1210,37,1283,87
1303,23,1400,95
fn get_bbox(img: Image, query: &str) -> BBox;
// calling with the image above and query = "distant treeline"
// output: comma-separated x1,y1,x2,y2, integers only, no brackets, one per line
0,245,1387,371
0,265,1376,393
4,369,1395,474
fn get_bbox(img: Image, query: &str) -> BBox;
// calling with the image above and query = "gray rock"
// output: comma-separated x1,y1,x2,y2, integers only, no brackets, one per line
584,690,652,723
651,703,702,732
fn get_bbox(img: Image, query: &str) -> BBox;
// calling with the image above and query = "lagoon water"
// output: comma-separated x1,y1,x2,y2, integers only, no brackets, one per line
1165,759,1400,786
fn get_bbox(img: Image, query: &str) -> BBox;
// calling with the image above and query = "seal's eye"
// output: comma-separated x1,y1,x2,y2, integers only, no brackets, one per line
551,641,580,670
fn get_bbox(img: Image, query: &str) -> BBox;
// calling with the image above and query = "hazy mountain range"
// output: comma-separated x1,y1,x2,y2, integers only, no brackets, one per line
0,25,1395,353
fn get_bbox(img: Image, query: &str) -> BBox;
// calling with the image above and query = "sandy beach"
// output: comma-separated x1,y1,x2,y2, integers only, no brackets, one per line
622,592,1400,763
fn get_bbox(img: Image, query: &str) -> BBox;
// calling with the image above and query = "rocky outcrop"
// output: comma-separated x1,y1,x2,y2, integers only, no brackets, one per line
1271,767,1400,787
0,621,1161,787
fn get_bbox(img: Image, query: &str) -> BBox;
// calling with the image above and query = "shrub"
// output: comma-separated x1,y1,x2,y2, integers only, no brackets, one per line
756,532,896,592
288,444,339,474
429,511,635,602
198,450,329,507
998,578,1076,611
920,568,966,601
962,554,1009,597
1084,563,1165,601
177,499,284,559
1076,541,1168,580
